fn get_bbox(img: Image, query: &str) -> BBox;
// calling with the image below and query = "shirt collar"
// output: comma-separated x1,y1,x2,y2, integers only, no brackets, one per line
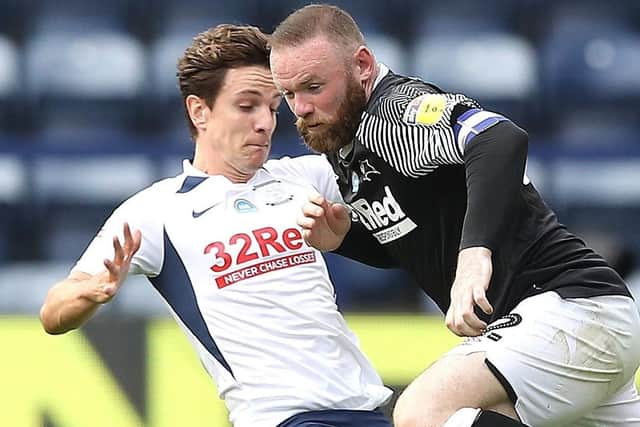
372,62,390,92
181,159,267,179
182,159,209,177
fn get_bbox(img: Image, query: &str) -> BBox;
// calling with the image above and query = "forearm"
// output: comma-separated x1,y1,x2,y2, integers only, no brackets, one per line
40,276,102,334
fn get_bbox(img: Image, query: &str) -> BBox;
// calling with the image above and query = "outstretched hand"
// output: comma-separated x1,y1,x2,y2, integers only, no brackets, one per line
297,191,351,251
445,247,494,337
88,222,142,304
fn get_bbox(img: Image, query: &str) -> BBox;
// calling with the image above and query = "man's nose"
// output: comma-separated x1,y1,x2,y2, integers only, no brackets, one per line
291,95,314,118
255,107,275,133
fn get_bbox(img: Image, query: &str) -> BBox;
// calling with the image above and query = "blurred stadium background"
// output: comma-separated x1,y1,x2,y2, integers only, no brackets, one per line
1,0,640,425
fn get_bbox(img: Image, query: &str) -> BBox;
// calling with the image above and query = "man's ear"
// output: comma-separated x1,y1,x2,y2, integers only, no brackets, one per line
186,95,209,132
354,45,376,83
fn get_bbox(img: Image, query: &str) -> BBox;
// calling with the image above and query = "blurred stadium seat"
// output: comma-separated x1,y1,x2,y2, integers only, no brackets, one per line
0,35,18,98
366,33,408,75
33,156,154,204
541,27,640,106
554,112,640,147
147,30,194,138
0,262,72,311
158,0,258,34
32,156,154,260
412,32,537,125
539,10,640,138
0,155,25,263
412,32,536,99
0,155,25,204
414,0,521,38
29,0,145,33
24,25,146,139
0,34,20,131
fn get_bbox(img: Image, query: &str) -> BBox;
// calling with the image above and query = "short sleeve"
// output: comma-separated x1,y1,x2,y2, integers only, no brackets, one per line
72,186,164,277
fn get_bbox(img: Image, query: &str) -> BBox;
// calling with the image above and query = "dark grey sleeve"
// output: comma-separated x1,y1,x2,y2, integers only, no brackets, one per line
459,120,528,251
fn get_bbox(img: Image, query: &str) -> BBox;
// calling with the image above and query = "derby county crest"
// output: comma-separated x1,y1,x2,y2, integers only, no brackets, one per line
359,159,381,182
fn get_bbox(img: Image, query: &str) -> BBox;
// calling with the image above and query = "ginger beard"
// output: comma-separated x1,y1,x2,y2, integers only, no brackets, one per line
296,71,367,154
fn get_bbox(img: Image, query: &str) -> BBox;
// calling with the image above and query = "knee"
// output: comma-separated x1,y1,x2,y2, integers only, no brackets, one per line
393,390,423,427
393,389,451,427
393,405,421,427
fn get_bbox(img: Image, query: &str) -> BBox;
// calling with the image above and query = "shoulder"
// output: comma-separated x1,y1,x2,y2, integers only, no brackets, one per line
369,73,481,128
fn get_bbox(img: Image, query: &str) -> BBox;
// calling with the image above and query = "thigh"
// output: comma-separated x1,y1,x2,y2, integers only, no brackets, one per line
393,352,519,427
452,292,640,427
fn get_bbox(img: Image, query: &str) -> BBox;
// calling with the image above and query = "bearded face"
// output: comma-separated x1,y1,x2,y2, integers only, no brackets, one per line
296,71,367,154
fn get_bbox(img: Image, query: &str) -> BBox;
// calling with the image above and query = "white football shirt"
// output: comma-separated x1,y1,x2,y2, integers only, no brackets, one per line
73,155,392,427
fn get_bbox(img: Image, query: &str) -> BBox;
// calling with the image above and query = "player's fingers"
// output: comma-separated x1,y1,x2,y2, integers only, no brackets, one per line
103,258,120,282
473,287,493,315
460,324,483,337
446,312,476,337
445,303,468,336
297,215,316,230
449,288,486,336
330,203,350,220
302,202,324,218
457,321,481,337
123,221,132,240
131,230,142,254
123,223,134,250
461,311,487,335
112,236,124,264
319,196,331,212
448,302,484,336
307,191,324,205
104,257,118,273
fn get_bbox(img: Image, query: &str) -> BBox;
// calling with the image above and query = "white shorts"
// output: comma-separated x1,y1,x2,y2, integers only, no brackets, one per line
446,291,640,426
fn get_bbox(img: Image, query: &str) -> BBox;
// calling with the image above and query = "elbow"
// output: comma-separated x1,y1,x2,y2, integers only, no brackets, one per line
43,327,66,336
39,304,67,335
504,121,528,158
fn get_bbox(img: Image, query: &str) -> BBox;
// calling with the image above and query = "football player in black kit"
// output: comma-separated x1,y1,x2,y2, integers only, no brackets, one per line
270,4,640,427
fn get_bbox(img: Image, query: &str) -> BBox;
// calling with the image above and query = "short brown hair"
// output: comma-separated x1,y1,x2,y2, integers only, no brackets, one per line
270,4,365,51
177,24,270,138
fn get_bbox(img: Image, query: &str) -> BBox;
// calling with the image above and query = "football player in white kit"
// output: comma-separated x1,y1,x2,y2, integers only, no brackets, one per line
39,24,392,427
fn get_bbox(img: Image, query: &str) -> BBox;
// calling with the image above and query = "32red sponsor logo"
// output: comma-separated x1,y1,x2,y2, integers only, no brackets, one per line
204,226,304,272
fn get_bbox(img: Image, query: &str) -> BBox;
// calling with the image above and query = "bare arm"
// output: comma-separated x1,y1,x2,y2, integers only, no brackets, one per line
40,223,141,334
